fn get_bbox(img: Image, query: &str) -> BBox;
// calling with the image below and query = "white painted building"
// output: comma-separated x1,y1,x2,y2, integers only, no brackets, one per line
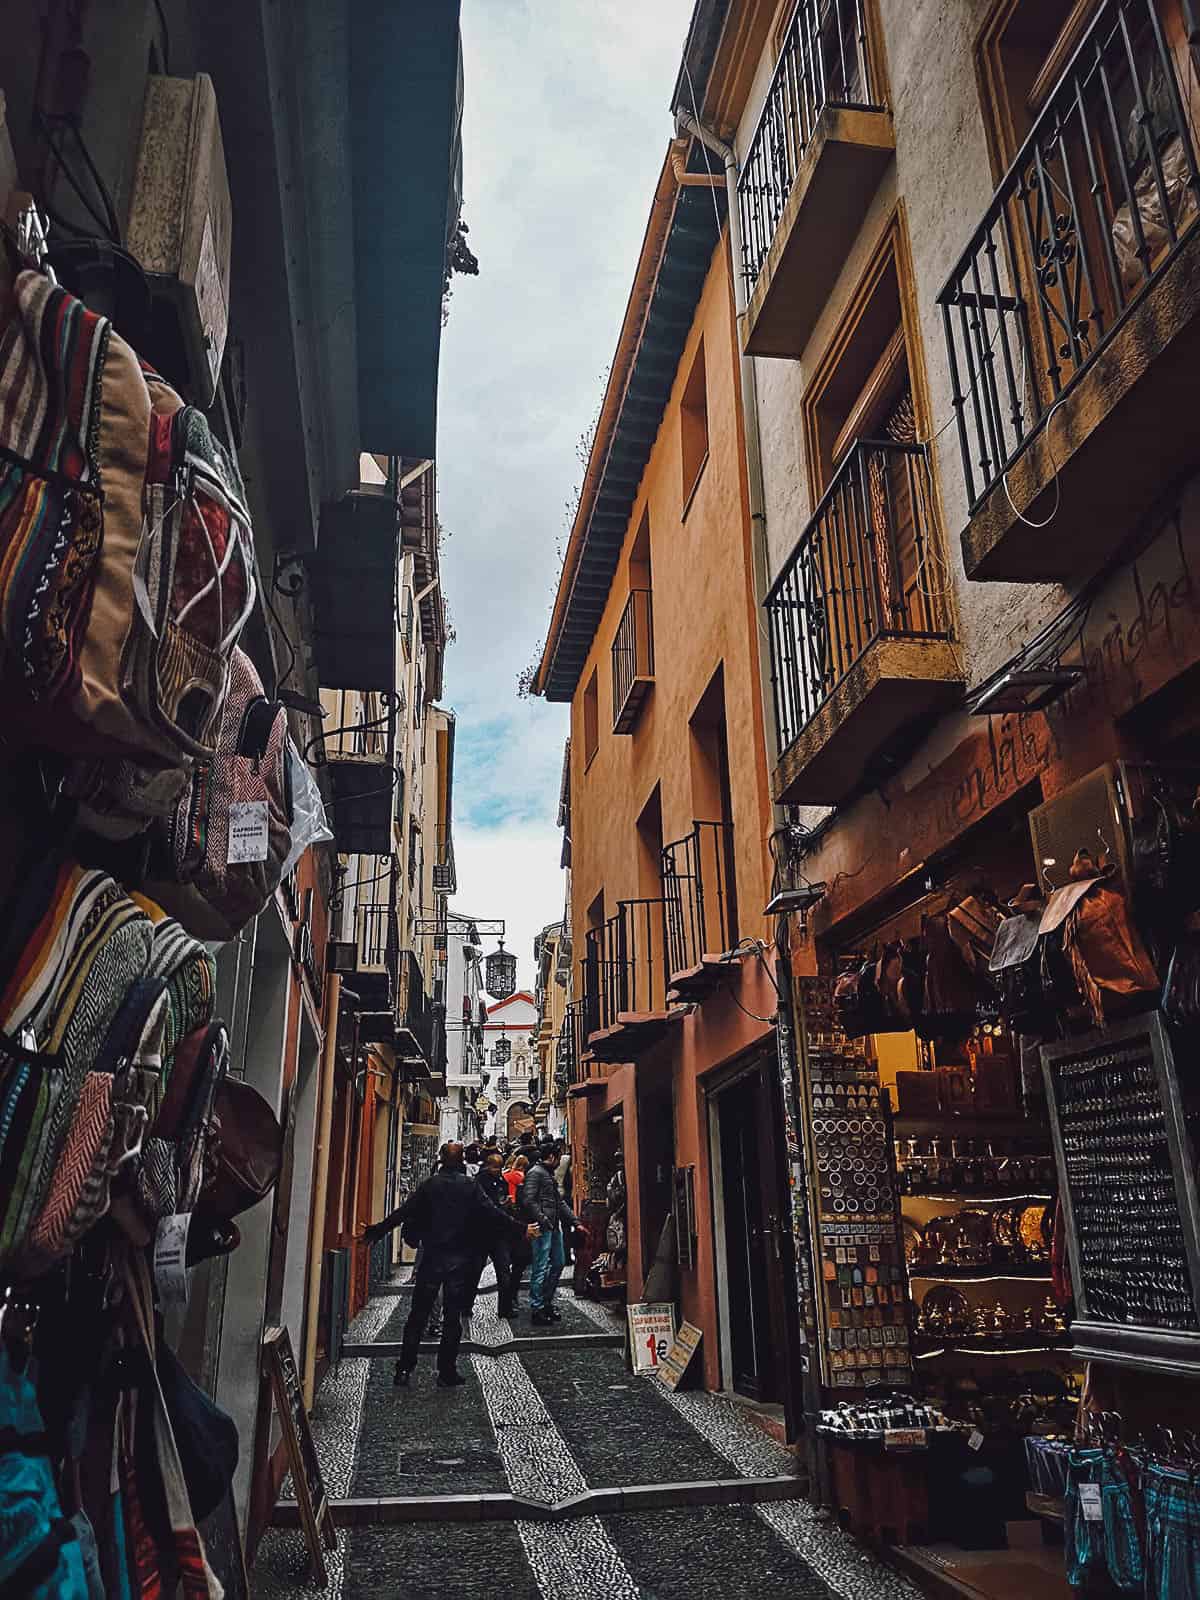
482,991,539,1144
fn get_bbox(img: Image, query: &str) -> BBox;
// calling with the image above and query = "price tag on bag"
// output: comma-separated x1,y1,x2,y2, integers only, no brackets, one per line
1079,1483,1103,1523
884,1428,927,1450
968,1429,985,1452
228,800,270,863
154,1213,192,1307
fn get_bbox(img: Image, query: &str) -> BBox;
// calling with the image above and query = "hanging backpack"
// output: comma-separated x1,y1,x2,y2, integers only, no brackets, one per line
0,1341,89,1599
0,256,256,836
145,647,292,940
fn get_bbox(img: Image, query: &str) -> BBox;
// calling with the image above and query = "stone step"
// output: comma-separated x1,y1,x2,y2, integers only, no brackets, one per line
272,1472,809,1528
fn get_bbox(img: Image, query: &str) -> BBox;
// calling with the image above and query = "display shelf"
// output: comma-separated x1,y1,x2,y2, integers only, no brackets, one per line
900,1190,1052,1205
911,1333,1070,1356
892,1114,1049,1140
908,1265,1051,1282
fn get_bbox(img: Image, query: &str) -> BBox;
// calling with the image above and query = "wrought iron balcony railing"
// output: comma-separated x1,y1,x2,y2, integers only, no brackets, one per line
938,0,1200,514
396,949,434,1064
611,588,654,733
765,438,947,755
662,821,737,979
737,0,882,296
582,898,670,1039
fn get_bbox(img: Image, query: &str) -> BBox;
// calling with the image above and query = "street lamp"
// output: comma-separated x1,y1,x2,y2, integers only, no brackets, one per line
486,940,517,1000
493,1036,512,1066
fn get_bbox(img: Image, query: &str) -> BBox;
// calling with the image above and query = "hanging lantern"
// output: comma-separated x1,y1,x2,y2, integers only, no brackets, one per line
497,1074,510,1097
486,940,517,1000
494,1035,512,1066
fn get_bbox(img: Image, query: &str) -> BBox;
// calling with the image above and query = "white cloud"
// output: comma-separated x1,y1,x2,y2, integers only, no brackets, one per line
433,0,695,958
452,820,568,989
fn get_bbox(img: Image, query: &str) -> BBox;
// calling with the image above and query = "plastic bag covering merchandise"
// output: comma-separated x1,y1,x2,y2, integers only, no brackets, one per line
281,735,332,874
0,1343,89,1597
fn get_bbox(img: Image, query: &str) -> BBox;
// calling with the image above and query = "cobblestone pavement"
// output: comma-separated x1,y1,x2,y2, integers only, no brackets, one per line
252,1275,919,1599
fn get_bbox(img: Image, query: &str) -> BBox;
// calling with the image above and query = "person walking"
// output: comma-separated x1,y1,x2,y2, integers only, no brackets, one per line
365,1141,538,1387
470,1151,520,1319
556,1146,574,1265
525,1142,581,1325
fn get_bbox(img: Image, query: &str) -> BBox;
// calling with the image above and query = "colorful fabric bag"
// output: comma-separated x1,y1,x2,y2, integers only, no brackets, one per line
147,646,291,940
0,1343,89,1598
0,259,256,837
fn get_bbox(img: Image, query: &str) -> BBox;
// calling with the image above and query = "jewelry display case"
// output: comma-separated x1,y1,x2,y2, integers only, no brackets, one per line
1043,1012,1200,1377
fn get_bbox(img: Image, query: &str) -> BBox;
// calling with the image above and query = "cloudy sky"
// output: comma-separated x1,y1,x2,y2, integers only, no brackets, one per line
436,0,695,986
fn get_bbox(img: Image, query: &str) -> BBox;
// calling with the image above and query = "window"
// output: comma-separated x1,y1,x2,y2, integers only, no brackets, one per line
680,338,709,511
582,668,599,768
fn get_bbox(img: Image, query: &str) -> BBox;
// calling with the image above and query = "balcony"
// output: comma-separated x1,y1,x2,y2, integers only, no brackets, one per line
582,898,681,1064
432,824,457,893
611,588,654,733
662,821,738,1000
395,950,435,1076
939,0,1200,582
766,439,960,806
738,0,892,359
322,692,401,857
350,896,398,1044
310,484,400,694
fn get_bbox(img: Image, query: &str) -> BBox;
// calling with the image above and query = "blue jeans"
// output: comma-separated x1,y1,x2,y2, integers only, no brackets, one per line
529,1225,565,1312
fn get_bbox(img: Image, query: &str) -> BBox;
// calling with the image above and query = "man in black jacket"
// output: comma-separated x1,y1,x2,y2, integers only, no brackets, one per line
365,1142,537,1387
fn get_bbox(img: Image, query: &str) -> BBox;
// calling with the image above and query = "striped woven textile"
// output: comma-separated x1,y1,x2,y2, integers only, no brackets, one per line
0,859,153,1268
0,267,107,700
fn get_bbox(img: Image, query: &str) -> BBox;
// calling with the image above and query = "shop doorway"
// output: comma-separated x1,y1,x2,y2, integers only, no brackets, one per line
711,1057,788,1403
636,1068,675,1277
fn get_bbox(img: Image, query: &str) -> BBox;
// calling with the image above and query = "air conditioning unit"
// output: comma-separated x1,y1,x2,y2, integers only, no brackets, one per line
1028,764,1134,899
126,74,231,406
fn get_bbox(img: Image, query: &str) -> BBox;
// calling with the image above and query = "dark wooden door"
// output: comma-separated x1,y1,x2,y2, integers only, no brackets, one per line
719,1074,775,1399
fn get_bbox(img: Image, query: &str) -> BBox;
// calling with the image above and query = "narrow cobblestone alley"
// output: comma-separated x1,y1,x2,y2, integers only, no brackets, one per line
252,1275,918,1600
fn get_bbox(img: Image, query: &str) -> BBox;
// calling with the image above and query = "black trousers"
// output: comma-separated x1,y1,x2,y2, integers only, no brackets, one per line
471,1235,517,1314
400,1258,472,1375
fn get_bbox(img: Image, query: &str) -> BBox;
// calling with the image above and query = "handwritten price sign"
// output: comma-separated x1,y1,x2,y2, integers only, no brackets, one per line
627,1302,677,1372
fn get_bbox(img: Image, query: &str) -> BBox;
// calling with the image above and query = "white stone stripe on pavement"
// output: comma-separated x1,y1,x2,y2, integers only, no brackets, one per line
469,1275,640,1600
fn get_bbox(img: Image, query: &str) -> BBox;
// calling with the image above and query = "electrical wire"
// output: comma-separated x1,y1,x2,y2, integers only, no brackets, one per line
153,0,172,74
38,117,117,243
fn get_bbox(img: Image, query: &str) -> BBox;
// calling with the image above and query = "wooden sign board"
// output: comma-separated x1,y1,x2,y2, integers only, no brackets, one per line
263,1325,337,1585
657,1321,703,1391
627,1301,676,1373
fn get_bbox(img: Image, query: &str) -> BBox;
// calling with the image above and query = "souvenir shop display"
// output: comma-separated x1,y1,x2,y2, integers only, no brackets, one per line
0,219,289,1593
796,981,913,1389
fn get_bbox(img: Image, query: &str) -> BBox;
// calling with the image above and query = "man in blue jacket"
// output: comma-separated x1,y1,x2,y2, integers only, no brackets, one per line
523,1143,581,1325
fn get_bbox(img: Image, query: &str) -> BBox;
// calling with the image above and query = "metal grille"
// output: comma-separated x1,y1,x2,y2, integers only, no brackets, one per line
738,0,881,295
764,438,946,755
938,0,1200,511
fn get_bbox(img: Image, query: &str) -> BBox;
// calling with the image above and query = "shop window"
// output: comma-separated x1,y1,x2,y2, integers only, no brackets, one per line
582,667,599,768
680,338,709,511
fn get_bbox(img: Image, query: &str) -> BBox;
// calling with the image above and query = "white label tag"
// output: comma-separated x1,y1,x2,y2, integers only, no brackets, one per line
228,800,270,864
968,1429,985,1452
154,1213,192,1307
1079,1483,1103,1523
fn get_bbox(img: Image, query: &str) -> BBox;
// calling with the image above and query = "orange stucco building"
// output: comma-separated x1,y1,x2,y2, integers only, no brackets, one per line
535,145,802,1419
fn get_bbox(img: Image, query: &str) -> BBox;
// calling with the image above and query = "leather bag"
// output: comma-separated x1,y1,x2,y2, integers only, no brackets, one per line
195,1078,283,1225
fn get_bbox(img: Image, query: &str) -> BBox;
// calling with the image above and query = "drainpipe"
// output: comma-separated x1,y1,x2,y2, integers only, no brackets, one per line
675,105,823,1484
674,109,779,802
